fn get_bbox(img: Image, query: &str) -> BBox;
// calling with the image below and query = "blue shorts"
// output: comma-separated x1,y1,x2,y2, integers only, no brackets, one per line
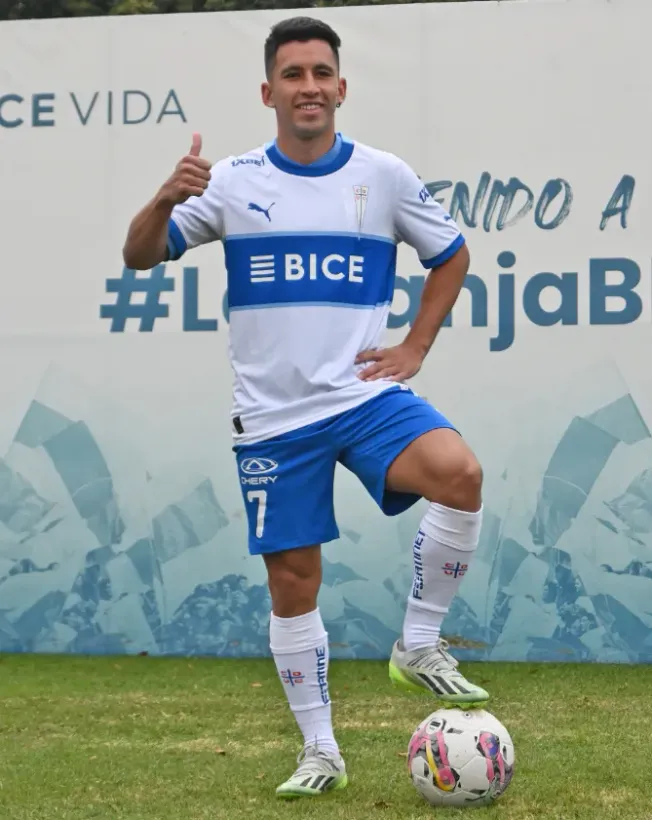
233,386,457,555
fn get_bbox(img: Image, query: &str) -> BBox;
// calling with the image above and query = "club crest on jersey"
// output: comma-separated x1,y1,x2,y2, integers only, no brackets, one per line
353,185,368,232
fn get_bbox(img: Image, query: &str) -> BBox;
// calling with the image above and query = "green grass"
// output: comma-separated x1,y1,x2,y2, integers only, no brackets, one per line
1,653,651,819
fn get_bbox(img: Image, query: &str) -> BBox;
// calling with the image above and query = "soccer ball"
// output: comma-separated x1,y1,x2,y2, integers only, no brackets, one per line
407,708,515,808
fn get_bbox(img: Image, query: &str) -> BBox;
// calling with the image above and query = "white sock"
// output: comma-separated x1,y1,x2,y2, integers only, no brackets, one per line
269,608,339,756
402,501,483,652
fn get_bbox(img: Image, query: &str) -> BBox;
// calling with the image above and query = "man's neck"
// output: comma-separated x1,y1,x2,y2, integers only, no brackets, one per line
274,130,337,166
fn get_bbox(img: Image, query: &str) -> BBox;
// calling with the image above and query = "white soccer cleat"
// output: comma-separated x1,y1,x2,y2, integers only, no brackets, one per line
276,744,348,799
389,639,489,707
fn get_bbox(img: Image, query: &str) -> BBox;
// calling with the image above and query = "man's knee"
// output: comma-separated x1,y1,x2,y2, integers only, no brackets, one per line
442,451,483,511
264,545,322,618
427,447,482,512
387,429,483,512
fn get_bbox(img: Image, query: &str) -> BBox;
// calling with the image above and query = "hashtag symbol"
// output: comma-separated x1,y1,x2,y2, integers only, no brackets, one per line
100,265,175,332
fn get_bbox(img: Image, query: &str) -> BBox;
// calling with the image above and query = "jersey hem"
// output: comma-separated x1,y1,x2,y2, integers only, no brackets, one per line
230,382,400,446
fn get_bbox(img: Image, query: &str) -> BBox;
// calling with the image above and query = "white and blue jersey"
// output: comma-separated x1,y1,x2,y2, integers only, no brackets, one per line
167,134,464,445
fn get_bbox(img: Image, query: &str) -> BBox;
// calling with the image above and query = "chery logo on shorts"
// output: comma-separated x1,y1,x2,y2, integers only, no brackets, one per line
240,457,278,475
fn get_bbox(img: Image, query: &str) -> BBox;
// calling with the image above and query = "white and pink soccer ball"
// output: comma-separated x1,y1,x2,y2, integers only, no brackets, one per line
407,708,515,808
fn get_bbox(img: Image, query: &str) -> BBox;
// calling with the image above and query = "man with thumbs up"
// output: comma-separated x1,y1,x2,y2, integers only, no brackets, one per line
123,14,486,803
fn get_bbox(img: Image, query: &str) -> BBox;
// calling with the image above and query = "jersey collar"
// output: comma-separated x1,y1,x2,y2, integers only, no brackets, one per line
265,133,354,177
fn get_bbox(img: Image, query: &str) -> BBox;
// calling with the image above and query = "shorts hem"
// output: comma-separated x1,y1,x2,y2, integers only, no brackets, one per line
248,528,340,556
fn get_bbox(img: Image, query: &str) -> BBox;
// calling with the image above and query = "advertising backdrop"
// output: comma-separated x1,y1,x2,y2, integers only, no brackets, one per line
1,0,651,663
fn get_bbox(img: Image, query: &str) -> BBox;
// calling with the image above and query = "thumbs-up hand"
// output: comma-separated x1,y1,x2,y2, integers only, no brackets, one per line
159,133,212,206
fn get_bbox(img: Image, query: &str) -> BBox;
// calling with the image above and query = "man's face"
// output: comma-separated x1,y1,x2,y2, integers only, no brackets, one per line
262,39,346,141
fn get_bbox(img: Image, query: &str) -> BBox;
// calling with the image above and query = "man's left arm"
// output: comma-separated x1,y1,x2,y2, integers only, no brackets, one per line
357,160,469,382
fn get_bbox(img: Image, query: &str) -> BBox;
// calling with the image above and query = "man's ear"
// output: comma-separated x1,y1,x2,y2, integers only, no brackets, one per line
261,81,275,108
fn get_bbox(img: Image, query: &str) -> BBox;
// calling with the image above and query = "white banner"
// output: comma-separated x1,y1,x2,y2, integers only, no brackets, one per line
0,0,650,662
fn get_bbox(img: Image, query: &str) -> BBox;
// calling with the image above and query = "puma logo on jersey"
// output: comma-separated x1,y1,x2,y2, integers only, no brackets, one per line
248,201,275,222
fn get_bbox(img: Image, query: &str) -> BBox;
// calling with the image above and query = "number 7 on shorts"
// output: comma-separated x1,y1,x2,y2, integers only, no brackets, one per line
247,489,267,538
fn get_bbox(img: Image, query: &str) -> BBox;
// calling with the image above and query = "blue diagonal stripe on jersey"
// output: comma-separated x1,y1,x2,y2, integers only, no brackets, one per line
224,233,397,310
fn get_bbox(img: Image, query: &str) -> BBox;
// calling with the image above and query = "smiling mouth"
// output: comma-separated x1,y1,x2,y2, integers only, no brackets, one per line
296,103,323,111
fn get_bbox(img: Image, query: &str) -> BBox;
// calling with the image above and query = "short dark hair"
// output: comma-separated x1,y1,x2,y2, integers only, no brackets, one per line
264,16,341,77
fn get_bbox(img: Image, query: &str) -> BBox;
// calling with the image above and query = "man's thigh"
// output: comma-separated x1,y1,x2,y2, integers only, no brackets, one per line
234,425,340,556
337,386,458,516
384,425,480,500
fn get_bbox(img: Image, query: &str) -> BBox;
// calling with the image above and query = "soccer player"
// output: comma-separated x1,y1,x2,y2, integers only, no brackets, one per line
122,15,489,799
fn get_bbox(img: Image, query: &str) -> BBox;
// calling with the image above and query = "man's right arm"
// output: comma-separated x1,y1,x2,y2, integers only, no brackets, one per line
122,196,176,270
122,133,216,271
